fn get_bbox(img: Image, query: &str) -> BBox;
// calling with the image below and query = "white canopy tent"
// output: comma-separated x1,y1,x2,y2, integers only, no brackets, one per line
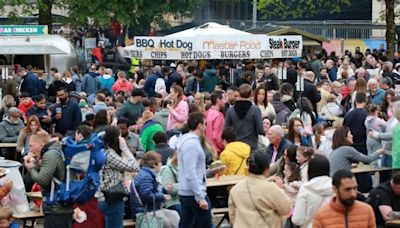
165,22,251,37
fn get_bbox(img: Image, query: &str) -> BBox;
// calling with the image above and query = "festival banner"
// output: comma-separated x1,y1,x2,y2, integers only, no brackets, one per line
124,35,302,60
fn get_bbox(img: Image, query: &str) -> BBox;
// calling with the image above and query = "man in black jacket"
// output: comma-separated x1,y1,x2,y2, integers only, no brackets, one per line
302,71,321,117
17,67,38,98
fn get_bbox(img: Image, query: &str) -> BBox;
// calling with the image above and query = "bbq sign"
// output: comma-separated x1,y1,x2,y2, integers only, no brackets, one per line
124,35,302,59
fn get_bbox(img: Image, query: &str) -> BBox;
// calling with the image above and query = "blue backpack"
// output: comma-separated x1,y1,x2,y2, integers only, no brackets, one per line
45,133,106,205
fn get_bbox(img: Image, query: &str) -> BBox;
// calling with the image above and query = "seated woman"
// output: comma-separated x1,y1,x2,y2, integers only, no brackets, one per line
287,117,312,147
296,147,314,182
17,115,49,155
160,152,181,216
292,154,334,228
269,144,298,178
130,152,180,227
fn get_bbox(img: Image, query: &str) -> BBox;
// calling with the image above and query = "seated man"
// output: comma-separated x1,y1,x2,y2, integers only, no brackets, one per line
220,127,250,176
367,171,400,228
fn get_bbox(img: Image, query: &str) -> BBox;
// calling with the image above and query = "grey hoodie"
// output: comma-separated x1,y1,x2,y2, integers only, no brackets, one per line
0,115,25,142
153,108,169,130
177,132,207,201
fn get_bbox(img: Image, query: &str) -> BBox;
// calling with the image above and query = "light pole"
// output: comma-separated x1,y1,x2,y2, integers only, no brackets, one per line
252,0,257,28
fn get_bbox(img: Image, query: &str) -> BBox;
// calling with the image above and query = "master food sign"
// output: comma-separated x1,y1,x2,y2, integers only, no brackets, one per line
124,35,302,60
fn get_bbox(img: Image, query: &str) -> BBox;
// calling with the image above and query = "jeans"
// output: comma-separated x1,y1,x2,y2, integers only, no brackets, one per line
179,195,213,228
380,155,393,183
167,204,183,217
98,199,124,228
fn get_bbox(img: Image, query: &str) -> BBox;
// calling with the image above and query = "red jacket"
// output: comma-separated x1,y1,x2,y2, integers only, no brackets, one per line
18,99,35,121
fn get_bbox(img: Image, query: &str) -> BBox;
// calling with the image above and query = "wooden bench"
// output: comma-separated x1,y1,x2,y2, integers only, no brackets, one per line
13,210,43,228
212,207,230,228
123,219,135,228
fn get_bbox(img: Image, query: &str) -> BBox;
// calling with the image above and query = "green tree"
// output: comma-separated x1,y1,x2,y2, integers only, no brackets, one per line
67,0,203,35
0,0,66,32
257,0,351,20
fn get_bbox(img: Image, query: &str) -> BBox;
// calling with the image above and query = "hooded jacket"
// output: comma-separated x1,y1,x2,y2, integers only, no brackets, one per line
28,141,73,214
220,142,250,176
153,108,169,130
292,176,334,228
143,72,164,97
100,74,115,93
0,115,25,143
271,100,292,125
177,132,207,201
202,69,220,93
224,100,264,150
140,119,164,151
81,72,101,96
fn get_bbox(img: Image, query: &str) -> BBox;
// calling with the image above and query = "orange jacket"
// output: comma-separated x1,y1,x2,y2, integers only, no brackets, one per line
313,196,376,228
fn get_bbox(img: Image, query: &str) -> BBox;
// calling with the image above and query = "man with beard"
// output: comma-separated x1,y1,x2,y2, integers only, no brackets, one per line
117,117,144,158
313,170,376,227
51,87,82,136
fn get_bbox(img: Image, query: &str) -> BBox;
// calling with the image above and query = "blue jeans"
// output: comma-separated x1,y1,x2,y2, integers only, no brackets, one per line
98,199,124,228
167,204,182,217
179,195,213,228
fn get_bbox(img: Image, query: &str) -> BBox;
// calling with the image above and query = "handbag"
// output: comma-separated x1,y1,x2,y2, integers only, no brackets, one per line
102,181,128,203
132,184,165,228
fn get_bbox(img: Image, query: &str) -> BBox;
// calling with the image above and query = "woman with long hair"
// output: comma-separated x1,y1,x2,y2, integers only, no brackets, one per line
93,109,108,133
328,126,384,176
380,89,395,121
98,126,139,228
194,92,206,114
351,77,368,109
160,152,181,215
254,86,276,121
17,115,49,154
167,85,189,131
289,97,316,131
258,117,272,151
268,144,299,179
287,117,312,147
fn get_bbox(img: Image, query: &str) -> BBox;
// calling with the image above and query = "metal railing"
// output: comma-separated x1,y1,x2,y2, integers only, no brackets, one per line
191,19,387,39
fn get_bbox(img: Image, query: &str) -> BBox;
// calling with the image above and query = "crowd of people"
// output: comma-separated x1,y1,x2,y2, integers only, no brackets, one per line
0,45,399,228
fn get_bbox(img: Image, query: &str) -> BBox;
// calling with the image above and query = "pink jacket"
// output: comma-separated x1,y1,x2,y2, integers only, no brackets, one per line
112,78,133,93
205,106,225,154
167,100,189,130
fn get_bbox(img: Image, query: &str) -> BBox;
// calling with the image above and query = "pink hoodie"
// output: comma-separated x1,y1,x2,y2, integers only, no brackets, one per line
167,100,189,130
205,106,225,154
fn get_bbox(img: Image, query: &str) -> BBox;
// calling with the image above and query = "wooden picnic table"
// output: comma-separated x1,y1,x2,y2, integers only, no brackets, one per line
26,192,43,199
351,164,392,174
206,175,245,188
386,219,400,227
0,143,17,148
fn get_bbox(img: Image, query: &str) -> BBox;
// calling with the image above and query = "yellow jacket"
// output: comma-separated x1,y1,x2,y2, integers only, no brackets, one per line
220,142,250,176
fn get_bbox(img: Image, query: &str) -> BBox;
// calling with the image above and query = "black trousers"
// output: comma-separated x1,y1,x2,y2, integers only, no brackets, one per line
44,213,73,228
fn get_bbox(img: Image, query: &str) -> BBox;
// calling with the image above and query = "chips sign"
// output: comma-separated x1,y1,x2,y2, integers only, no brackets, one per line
124,35,302,60
0,25,48,36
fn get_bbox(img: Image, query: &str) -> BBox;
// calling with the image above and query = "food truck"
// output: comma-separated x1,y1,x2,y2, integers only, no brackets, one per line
0,25,77,75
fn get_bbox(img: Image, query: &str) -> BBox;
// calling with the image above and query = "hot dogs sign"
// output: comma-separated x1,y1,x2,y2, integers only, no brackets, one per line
124,35,302,60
